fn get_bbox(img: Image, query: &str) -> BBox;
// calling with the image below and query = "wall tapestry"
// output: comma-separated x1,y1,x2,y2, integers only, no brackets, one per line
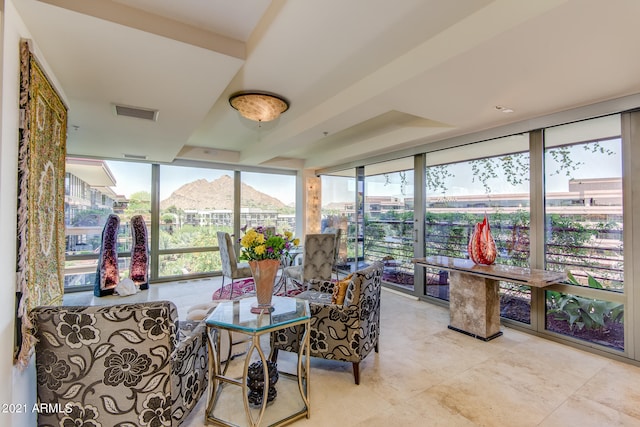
15,40,68,367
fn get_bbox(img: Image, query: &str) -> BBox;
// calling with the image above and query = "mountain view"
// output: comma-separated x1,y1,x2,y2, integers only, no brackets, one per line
159,174,287,210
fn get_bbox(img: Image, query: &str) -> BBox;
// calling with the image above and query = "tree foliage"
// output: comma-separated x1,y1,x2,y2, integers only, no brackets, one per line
71,208,112,226
425,140,616,194
126,191,152,215
426,164,454,195
547,142,615,177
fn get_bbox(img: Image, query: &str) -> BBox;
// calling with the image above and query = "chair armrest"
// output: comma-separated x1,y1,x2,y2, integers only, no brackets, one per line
310,301,357,319
170,321,209,417
171,321,208,368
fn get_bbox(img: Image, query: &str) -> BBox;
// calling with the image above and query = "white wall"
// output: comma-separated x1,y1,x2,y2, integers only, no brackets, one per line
1,2,67,425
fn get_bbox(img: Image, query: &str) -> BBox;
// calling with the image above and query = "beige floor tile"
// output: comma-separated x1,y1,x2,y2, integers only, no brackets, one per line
574,361,640,420
419,338,608,427
65,278,640,427
540,395,640,427
423,368,552,427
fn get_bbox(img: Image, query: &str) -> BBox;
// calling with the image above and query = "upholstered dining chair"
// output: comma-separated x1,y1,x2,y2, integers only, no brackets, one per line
217,231,252,299
323,227,343,281
31,300,208,427
283,233,336,291
271,261,383,384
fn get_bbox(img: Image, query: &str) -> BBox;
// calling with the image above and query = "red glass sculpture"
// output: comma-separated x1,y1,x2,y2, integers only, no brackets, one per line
468,215,497,265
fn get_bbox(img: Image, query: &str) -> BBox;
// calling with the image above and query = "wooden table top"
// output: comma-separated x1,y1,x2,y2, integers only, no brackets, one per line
412,256,566,288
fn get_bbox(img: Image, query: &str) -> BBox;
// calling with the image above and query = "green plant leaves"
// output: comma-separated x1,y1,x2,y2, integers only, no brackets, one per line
546,273,623,331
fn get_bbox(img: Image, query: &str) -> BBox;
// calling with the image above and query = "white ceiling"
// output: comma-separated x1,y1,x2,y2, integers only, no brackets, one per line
13,0,640,172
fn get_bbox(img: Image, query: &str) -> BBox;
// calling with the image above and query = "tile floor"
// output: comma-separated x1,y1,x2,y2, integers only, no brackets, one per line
64,278,640,427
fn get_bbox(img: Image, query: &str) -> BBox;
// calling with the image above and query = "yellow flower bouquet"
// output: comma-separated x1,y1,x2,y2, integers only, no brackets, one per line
239,226,299,262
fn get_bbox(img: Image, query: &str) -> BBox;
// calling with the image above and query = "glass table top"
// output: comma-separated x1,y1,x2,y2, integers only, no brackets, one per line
205,296,310,333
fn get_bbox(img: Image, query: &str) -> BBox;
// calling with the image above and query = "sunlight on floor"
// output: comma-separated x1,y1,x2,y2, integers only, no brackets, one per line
64,278,640,427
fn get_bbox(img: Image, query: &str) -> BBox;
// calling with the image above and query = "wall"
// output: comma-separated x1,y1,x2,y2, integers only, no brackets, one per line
1,2,67,425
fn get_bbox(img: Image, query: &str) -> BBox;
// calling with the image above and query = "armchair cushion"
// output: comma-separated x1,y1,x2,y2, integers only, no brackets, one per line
331,273,353,305
297,290,334,305
31,301,208,427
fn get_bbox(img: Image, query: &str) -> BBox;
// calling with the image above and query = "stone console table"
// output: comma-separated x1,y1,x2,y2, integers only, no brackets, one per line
412,256,566,341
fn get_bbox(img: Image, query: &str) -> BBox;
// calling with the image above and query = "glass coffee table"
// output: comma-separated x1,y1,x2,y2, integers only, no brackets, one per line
205,296,310,427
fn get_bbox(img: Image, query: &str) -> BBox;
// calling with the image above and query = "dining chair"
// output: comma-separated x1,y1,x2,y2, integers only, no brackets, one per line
283,233,336,291
217,231,252,299
323,227,343,281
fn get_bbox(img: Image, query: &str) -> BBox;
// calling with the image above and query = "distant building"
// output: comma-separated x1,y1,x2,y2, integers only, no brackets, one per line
65,158,125,252
323,177,623,219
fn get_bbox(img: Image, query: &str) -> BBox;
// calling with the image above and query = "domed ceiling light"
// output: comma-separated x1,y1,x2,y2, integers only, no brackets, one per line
229,92,289,122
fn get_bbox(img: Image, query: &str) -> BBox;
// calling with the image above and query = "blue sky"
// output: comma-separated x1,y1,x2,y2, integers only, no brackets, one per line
105,162,296,205
106,138,621,206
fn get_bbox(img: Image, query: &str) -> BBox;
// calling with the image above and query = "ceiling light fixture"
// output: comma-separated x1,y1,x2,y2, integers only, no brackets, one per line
229,92,289,122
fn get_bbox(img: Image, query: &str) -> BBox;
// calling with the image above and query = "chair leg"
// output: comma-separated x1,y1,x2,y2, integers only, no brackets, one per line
269,348,279,363
218,276,227,299
375,342,379,353
286,276,302,293
352,362,360,385
229,279,234,299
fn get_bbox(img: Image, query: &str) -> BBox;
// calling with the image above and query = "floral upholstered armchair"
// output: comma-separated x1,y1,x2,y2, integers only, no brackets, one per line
30,300,208,427
271,262,383,384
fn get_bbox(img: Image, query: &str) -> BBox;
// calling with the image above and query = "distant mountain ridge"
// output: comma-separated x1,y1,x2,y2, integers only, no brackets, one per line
159,174,286,210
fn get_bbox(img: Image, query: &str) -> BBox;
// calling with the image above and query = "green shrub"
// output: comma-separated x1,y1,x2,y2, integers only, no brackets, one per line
546,272,624,331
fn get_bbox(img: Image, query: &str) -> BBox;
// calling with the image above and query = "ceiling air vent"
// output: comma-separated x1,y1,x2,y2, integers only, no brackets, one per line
113,104,158,121
123,153,147,160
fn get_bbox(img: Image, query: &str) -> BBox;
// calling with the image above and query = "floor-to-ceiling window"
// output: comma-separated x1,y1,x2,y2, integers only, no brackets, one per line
423,135,532,322
543,115,624,351
157,165,236,278
240,171,296,233
316,107,639,363
64,159,298,290
321,171,356,275
64,159,152,290
364,158,415,291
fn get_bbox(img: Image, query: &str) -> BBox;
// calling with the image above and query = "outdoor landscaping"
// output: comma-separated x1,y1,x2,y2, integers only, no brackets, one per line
360,209,624,351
